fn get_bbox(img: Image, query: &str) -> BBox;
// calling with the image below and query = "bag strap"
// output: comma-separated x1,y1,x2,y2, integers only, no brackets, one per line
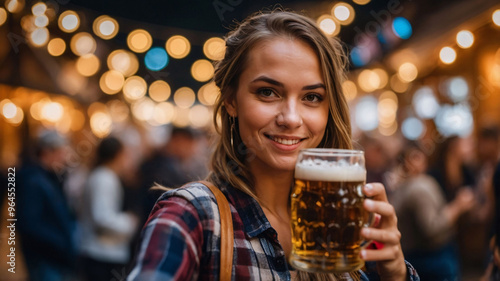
199,180,234,281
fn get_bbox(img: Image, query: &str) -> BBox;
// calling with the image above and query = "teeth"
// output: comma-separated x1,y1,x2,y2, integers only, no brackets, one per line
272,137,300,145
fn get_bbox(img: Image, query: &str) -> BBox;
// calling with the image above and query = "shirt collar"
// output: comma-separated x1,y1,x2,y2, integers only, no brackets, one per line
220,184,273,238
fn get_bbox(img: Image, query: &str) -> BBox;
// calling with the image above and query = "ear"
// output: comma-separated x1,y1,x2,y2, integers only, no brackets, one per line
224,98,237,118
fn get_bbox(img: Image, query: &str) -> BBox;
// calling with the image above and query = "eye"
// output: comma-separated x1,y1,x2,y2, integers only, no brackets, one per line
303,93,323,103
257,88,277,98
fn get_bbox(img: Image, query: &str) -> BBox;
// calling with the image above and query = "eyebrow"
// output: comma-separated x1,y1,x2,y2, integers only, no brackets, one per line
251,75,326,91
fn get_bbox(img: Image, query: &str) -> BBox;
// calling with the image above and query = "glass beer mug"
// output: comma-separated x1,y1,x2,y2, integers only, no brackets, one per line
290,148,372,273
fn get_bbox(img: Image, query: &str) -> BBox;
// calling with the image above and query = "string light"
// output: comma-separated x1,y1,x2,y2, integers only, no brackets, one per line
317,15,340,36
47,38,66,56
332,2,355,25
398,62,418,82
93,15,119,40
203,37,225,60
58,10,80,33
456,30,474,48
0,8,7,26
127,29,152,53
439,46,457,64
166,35,191,59
493,9,500,27
191,59,214,82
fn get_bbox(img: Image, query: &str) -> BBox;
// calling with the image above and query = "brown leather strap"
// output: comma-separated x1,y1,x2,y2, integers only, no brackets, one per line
199,181,233,281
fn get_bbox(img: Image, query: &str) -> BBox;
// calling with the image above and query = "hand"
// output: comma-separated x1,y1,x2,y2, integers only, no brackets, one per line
361,183,407,281
454,187,475,213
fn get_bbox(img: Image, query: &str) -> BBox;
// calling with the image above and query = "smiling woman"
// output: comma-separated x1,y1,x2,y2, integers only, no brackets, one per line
127,10,419,281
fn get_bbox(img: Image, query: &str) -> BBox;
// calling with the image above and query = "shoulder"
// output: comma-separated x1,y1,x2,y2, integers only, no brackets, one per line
151,182,220,224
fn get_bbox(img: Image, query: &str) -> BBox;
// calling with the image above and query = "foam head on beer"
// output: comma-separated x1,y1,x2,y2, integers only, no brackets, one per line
295,159,366,182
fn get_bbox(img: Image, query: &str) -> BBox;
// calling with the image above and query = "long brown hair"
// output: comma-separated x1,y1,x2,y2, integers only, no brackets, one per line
207,10,357,280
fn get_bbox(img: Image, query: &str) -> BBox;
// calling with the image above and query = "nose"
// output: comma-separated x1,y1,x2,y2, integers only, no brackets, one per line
276,99,303,128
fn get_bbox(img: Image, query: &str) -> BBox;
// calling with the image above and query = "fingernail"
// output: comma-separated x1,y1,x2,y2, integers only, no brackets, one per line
360,250,366,259
361,228,370,236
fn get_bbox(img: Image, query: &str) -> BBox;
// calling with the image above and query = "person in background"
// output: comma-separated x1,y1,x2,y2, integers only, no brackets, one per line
139,126,206,223
18,130,77,281
79,136,139,281
390,142,475,281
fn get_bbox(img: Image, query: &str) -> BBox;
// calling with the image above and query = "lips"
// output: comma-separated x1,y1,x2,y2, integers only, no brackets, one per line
265,134,304,146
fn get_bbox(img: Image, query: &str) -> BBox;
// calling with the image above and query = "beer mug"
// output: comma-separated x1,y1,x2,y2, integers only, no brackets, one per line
290,148,372,273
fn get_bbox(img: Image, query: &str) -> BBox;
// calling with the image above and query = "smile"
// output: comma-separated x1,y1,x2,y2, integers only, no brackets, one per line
265,134,303,146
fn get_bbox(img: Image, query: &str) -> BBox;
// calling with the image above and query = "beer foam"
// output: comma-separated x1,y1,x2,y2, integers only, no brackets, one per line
295,159,366,181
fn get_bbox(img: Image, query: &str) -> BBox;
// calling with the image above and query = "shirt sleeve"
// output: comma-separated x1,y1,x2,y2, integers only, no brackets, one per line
408,177,453,245
127,195,205,281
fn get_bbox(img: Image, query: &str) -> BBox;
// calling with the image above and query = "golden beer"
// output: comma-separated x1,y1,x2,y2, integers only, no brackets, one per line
290,149,369,273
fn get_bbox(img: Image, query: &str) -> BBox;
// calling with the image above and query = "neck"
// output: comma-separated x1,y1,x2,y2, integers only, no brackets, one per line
249,162,294,219
105,160,121,175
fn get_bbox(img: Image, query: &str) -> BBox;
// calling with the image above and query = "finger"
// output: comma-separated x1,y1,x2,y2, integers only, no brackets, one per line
361,227,401,245
364,199,397,219
364,183,388,202
361,246,402,262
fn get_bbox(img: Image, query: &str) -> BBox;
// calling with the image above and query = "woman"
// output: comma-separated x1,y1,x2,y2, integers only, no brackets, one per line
390,142,474,280
127,11,417,280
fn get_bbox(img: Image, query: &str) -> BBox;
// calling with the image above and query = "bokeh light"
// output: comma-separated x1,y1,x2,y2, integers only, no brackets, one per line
203,37,225,61
456,30,474,49
127,29,152,53
402,117,425,140
6,0,24,13
332,2,354,25
413,86,440,119
191,59,214,82
93,15,119,40
493,9,500,27
123,76,147,101
29,27,49,46
107,49,139,77
90,111,112,138
174,87,196,108
390,74,409,93
439,47,456,64
31,2,46,16
166,35,191,59
0,8,7,26
197,82,219,106
70,32,96,56
149,80,171,102
358,69,380,92
145,47,169,71
342,80,357,101
398,62,418,82
58,10,80,33
353,0,370,5
131,98,155,121
189,105,211,128
434,104,473,137
41,101,63,122
152,102,176,125
373,68,388,89
2,100,17,119
317,15,340,36
76,54,100,77
445,76,469,102
392,17,412,39
355,96,378,131
34,15,48,27
99,70,124,95
172,107,190,127
107,100,129,123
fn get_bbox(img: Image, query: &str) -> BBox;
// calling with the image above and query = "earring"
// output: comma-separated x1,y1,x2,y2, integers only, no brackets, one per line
230,116,235,148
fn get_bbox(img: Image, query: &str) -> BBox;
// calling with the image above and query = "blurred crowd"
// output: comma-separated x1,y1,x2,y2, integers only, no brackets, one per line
3,124,500,281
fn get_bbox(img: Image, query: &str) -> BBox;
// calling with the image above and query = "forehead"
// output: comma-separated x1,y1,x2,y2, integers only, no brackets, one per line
244,37,322,74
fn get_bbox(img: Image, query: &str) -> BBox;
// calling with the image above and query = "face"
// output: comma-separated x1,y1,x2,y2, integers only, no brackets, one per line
225,38,329,172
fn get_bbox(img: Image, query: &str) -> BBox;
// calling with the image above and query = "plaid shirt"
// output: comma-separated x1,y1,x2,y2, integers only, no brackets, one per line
127,182,419,280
